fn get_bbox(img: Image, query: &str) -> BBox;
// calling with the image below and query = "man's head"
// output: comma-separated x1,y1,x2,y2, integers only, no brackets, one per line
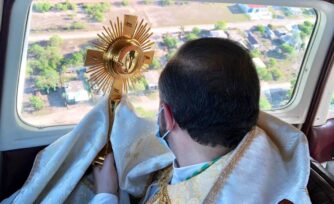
158,38,260,149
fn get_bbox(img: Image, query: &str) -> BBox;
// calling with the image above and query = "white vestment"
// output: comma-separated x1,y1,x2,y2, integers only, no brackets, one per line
1,97,311,204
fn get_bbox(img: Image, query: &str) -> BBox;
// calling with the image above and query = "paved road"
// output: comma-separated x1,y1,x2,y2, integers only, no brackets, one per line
28,19,307,42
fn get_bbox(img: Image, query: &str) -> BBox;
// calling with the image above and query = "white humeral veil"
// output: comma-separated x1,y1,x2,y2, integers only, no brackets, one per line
1,97,311,204
1,97,174,204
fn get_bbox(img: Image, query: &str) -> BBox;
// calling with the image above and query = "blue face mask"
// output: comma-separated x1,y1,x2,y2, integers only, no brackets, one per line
155,107,171,149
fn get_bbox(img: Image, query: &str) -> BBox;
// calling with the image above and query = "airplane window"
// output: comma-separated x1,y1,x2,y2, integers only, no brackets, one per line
18,1,316,127
330,93,334,112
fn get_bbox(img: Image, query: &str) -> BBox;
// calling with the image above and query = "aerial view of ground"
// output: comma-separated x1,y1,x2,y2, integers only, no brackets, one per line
19,0,316,127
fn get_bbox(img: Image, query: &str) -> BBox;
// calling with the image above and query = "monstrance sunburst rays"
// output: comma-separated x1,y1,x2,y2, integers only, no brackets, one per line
85,15,155,97
84,15,155,166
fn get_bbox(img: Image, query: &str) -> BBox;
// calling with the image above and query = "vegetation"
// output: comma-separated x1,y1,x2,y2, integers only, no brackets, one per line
250,49,261,58
35,69,60,93
163,35,178,49
161,0,174,6
256,67,272,81
185,33,198,41
280,43,295,54
69,21,85,30
54,1,77,11
270,67,283,81
214,21,227,30
149,58,161,69
33,2,53,12
131,77,148,91
298,21,314,36
260,97,272,110
331,94,334,105
83,2,110,22
192,27,201,35
135,107,156,118
256,25,266,35
33,1,76,12
29,96,45,111
28,35,65,93
122,0,130,6
62,50,85,70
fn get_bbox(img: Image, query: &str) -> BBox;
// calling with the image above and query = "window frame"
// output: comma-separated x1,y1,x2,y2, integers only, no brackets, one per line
1,0,334,151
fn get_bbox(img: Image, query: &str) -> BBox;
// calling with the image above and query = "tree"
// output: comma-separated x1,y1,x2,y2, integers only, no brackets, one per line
29,96,45,111
35,70,60,93
28,44,44,57
49,35,64,47
280,43,295,54
149,57,161,69
185,33,198,41
270,67,283,81
163,35,178,49
192,27,201,35
161,0,174,6
256,67,272,81
55,1,77,11
33,3,53,12
131,77,148,91
259,97,272,110
62,51,85,70
83,2,110,22
122,0,130,6
268,58,277,67
70,21,85,30
256,25,266,35
250,49,261,58
214,21,227,30
298,21,314,36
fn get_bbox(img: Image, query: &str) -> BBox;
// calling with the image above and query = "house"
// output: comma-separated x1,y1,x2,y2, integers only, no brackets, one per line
247,32,259,49
238,4,272,20
274,27,289,37
209,30,228,38
280,32,303,50
265,27,276,40
64,80,90,104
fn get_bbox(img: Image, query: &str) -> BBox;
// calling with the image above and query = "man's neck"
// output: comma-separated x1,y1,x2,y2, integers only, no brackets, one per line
173,141,230,168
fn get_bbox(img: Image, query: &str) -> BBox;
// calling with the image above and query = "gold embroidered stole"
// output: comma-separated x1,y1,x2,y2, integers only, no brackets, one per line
146,129,257,204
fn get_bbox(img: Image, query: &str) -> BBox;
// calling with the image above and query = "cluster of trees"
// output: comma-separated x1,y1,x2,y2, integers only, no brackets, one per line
69,21,85,30
83,2,110,22
298,21,314,40
259,97,272,110
163,35,178,49
255,58,283,82
256,25,266,35
33,1,76,13
130,76,149,91
149,58,161,70
161,0,175,6
280,43,295,54
29,95,45,111
27,35,85,93
185,27,201,41
214,21,227,30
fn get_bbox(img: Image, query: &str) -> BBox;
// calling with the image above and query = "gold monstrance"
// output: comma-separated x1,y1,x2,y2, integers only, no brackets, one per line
85,15,155,166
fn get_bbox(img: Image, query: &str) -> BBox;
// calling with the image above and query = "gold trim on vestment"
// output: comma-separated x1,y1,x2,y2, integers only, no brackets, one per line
146,128,258,204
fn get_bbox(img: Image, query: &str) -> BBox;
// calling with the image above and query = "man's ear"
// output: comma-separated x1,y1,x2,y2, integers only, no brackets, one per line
162,103,176,131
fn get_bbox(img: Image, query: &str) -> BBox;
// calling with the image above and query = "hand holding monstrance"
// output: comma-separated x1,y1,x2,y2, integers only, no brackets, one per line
84,15,155,166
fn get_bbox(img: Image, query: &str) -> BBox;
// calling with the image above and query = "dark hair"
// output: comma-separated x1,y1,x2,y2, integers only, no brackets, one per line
158,38,260,148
